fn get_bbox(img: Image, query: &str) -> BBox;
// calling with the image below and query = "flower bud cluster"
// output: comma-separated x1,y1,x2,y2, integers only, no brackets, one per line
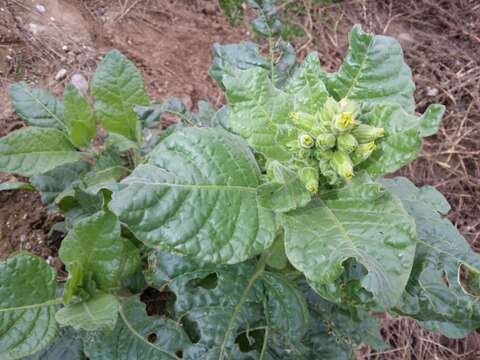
286,97,384,192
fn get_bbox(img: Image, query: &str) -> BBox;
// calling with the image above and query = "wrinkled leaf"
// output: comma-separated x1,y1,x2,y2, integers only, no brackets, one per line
110,127,276,264
59,210,140,296
83,296,192,360
0,253,58,359
282,182,417,309
63,84,97,147
257,161,311,213
284,52,328,112
381,177,480,336
359,103,445,177
210,42,270,88
224,67,293,161
24,327,85,360
327,25,415,113
0,127,82,176
55,293,119,331
9,82,65,129
91,50,149,141
31,161,91,204
145,251,309,358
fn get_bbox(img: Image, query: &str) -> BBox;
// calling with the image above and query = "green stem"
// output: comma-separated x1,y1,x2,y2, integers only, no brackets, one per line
218,252,270,359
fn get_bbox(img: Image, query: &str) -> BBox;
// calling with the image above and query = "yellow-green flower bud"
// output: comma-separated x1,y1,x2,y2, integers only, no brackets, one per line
337,133,358,153
330,151,354,180
334,112,356,131
352,142,376,165
315,133,336,150
299,167,318,193
298,133,315,149
352,124,384,143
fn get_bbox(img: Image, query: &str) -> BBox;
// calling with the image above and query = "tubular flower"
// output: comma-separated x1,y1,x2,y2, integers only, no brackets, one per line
352,142,376,165
298,133,315,149
331,151,354,180
315,133,336,150
337,133,358,153
299,167,319,193
334,112,356,131
352,124,385,143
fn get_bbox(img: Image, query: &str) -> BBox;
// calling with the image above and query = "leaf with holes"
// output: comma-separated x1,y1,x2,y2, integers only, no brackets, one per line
281,181,417,309
381,177,480,337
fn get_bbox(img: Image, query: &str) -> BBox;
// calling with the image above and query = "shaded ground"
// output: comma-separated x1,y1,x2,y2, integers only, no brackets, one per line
0,0,479,358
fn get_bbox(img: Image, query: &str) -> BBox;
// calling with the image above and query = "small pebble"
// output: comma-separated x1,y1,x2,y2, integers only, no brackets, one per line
35,4,46,13
62,45,69,52
20,234,27,243
426,86,439,97
70,73,89,95
28,23,39,34
55,68,68,81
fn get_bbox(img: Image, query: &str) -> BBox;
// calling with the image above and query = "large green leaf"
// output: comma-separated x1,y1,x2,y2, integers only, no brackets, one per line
0,127,82,176
327,25,415,113
0,253,59,359
63,84,97,147
223,67,293,161
381,177,480,337
281,181,417,309
110,127,276,264
210,42,270,88
83,296,193,360
59,211,140,296
144,251,309,359
55,293,119,331
24,327,85,360
8,82,65,129
91,49,149,141
359,103,445,177
284,52,328,113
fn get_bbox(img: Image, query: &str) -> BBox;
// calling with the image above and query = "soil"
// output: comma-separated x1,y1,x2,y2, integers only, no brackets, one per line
0,0,479,358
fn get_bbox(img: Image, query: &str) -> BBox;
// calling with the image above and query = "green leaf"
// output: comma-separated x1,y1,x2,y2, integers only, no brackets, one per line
284,52,328,113
380,177,480,336
83,166,130,188
91,49,149,141
265,232,288,270
0,181,34,191
110,127,276,264
281,182,417,309
257,161,311,213
63,84,96,147
30,161,91,204
144,251,309,358
55,293,119,331
83,296,192,360
0,253,59,359
359,103,445,177
224,67,293,161
0,127,82,176
24,327,85,360
59,210,140,296
327,25,416,113
8,82,65,129
209,42,270,88
299,279,387,351
273,41,296,88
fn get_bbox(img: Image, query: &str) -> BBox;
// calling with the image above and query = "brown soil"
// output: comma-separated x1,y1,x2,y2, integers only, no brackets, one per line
0,0,479,358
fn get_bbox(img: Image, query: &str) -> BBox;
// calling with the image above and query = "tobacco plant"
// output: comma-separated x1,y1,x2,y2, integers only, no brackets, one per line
1,25,479,360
